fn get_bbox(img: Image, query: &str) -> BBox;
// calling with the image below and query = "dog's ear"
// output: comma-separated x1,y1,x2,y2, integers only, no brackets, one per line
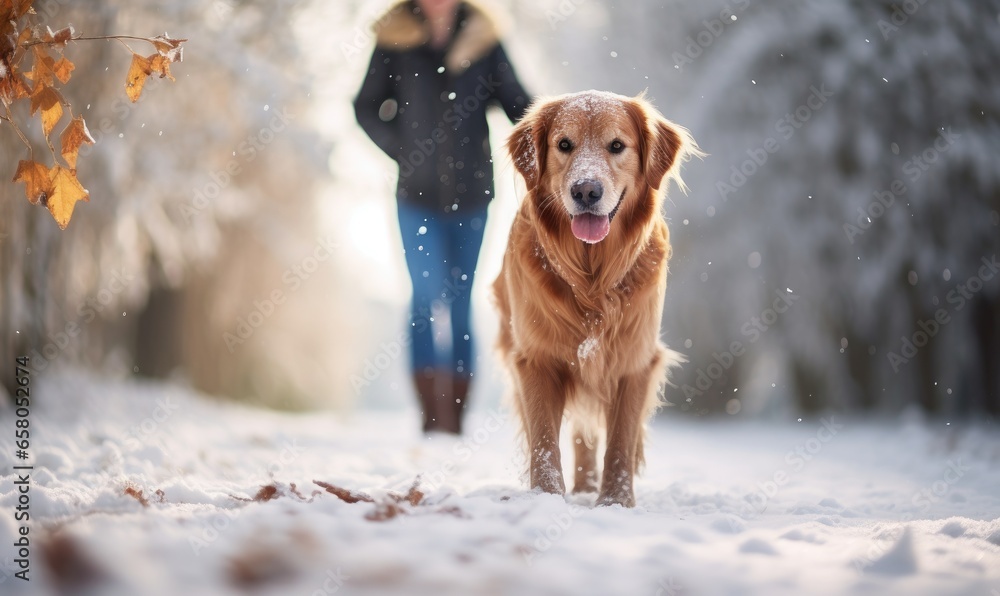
507,103,549,190
628,98,700,192
644,118,683,191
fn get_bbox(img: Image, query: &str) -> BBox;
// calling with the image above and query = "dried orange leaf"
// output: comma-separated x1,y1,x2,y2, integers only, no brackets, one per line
12,160,52,205
15,74,31,100
30,84,63,137
6,0,33,20
52,55,74,84
10,27,31,65
47,165,89,229
16,0,33,18
148,54,174,81
0,70,31,106
125,53,151,102
27,46,56,87
60,115,94,169
42,98,64,136
150,34,185,63
313,481,374,504
46,25,74,46
253,485,280,502
123,486,149,507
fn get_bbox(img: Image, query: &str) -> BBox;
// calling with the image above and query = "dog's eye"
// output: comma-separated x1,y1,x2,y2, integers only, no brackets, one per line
557,138,573,153
609,139,625,154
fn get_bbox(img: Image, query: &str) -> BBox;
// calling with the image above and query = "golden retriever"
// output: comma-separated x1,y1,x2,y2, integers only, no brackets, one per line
493,90,701,507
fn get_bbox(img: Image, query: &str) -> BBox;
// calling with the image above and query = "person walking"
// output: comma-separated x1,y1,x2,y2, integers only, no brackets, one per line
354,0,529,434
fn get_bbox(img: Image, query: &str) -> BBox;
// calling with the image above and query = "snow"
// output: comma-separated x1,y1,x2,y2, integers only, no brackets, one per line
577,336,599,361
2,372,999,595
865,527,918,576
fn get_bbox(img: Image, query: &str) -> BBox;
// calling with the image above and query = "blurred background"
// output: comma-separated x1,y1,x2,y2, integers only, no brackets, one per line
1,0,998,420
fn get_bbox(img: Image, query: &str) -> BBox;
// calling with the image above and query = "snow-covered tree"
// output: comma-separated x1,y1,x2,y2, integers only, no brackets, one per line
1,0,359,407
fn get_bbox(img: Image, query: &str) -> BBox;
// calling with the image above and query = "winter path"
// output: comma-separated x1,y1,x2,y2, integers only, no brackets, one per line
1,372,999,595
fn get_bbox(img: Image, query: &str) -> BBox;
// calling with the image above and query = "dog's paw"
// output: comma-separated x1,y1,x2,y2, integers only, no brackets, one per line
596,477,636,507
595,490,636,508
531,475,566,496
597,467,635,507
530,449,566,495
531,465,566,495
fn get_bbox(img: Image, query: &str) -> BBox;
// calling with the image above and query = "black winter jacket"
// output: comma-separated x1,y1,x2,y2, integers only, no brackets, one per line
353,1,529,213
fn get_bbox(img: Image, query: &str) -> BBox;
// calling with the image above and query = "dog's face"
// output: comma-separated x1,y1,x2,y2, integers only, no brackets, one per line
509,91,689,244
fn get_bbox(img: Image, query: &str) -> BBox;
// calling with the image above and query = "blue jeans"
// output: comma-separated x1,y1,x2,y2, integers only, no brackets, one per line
397,202,487,379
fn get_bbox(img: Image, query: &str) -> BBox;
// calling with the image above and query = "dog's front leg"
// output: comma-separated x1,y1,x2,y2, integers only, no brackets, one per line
597,367,654,508
515,357,569,495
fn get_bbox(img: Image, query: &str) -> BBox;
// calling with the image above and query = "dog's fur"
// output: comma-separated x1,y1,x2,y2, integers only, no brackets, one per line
493,91,701,507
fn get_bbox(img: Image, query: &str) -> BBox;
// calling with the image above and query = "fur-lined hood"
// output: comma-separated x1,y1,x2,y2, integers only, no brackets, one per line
373,1,502,74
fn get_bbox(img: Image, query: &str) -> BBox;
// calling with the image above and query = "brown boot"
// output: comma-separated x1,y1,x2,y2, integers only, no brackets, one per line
413,370,437,432
414,370,460,434
452,376,472,435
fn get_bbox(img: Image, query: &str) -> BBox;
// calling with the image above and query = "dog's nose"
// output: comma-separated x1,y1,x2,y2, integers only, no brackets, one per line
571,179,604,207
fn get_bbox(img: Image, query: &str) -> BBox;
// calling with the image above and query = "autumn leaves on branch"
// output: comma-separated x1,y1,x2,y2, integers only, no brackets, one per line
1,0,185,229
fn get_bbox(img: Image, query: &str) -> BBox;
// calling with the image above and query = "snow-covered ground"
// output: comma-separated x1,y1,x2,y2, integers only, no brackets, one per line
1,372,999,595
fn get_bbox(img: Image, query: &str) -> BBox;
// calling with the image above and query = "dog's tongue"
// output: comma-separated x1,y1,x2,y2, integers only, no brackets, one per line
571,213,611,244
